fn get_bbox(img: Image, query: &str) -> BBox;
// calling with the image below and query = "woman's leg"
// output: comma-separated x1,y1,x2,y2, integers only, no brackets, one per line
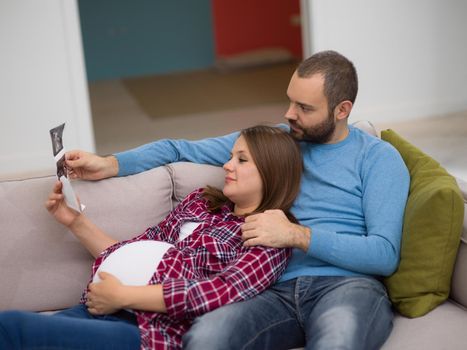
0,304,140,350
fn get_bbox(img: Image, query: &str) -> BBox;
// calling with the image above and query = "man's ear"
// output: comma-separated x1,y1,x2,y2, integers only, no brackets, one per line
334,100,353,120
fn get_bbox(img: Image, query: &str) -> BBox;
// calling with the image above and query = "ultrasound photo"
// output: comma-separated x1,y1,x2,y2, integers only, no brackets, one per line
50,123,67,177
49,123,65,157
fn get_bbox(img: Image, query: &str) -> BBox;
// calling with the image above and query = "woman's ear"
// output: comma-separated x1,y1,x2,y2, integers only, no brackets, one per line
334,100,353,120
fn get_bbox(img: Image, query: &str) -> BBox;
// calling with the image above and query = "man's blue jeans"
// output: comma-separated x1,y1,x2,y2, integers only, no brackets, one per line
0,304,140,349
183,276,393,350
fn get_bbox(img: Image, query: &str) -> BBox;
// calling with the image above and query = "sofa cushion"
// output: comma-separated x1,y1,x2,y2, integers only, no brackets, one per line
0,166,173,312
381,129,464,317
450,177,467,308
381,301,467,350
73,167,173,241
166,162,225,205
352,120,378,137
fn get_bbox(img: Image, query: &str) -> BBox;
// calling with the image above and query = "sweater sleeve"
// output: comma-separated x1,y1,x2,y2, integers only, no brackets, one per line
308,142,410,276
113,124,290,176
162,246,290,320
114,132,239,176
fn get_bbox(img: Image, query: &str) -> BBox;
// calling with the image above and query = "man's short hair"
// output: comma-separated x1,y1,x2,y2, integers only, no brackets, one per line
297,50,358,114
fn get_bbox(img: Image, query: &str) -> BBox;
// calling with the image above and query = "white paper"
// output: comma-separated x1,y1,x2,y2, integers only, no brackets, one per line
59,176,82,212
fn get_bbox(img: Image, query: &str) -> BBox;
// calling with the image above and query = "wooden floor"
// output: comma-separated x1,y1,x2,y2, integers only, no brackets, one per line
122,62,296,119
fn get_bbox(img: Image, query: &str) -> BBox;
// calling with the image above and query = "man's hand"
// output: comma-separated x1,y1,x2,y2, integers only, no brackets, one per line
241,209,311,252
86,272,125,315
66,150,119,181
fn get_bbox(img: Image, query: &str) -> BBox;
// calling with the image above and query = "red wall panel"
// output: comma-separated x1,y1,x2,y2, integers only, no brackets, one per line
212,0,302,59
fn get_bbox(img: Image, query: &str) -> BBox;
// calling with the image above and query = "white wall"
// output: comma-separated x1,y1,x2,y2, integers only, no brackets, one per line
0,0,94,178
304,0,467,123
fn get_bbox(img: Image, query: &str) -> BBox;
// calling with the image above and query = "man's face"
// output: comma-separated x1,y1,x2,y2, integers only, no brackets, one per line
285,72,336,144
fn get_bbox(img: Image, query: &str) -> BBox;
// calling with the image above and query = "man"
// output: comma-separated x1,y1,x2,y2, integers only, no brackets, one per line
66,51,410,349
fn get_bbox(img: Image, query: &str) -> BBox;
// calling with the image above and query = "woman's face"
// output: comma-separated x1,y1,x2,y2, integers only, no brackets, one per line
223,135,263,215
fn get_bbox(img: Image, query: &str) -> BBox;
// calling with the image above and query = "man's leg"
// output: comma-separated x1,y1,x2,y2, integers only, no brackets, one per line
0,304,140,350
183,279,305,350
302,277,393,350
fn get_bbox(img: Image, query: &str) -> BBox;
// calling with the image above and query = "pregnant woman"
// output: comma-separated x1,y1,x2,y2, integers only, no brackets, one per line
0,125,302,350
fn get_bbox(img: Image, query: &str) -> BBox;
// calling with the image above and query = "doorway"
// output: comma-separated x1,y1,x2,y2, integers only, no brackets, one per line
78,0,304,154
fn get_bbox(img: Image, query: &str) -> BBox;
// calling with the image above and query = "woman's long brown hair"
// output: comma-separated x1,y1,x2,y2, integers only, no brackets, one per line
203,125,303,223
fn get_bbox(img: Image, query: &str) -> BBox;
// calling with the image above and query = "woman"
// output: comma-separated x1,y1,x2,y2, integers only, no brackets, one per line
0,125,302,350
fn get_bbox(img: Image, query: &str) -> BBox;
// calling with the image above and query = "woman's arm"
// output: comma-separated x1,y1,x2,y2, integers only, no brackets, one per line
67,215,118,259
45,181,117,258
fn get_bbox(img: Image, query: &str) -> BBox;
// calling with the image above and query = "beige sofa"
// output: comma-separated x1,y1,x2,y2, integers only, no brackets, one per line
1,135,466,349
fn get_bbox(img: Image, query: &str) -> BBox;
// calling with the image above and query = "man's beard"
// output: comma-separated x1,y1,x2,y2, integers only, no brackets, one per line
289,111,336,143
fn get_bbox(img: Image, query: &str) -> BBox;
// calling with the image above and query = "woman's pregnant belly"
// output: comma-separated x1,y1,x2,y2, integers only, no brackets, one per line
92,240,173,286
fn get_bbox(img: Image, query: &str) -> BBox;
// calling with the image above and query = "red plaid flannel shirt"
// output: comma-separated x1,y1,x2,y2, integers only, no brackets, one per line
80,189,290,349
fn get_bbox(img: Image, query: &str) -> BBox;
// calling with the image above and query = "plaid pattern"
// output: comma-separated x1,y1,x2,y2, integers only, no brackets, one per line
80,189,290,350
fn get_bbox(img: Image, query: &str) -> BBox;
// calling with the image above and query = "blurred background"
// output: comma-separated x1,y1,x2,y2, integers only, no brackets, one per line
1,0,466,180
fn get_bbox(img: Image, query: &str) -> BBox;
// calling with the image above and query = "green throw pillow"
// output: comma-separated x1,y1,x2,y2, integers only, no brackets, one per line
381,129,464,318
